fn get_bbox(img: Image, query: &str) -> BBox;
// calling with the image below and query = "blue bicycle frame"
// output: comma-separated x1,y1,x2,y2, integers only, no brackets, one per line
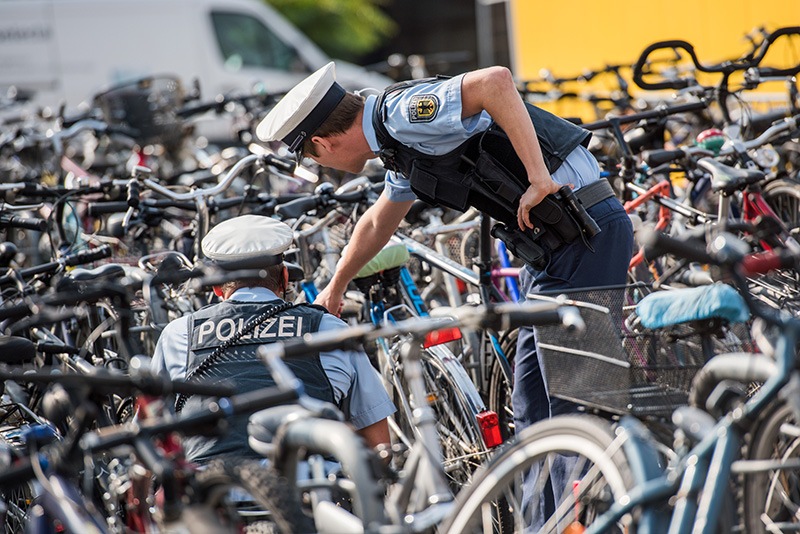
587,310,800,534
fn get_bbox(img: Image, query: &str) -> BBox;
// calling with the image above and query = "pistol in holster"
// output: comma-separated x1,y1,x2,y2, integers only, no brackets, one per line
527,185,602,252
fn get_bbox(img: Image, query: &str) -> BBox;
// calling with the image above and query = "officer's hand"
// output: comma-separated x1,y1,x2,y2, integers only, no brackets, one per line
314,284,344,317
517,181,560,230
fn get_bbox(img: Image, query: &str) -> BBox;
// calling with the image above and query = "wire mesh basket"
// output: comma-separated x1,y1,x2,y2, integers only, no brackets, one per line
533,284,756,417
93,75,185,146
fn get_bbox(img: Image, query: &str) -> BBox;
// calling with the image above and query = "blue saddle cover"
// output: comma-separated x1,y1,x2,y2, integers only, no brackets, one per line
636,284,750,329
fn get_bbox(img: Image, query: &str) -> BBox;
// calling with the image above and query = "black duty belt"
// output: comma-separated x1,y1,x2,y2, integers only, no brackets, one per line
574,178,615,209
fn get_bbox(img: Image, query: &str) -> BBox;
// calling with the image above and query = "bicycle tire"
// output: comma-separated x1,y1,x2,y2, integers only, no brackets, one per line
2,481,34,533
763,177,800,231
390,343,492,490
191,459,311,534
441,415,636,534
742,401,800,533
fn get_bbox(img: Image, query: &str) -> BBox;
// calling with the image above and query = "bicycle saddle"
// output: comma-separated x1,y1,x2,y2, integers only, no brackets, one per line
635,283,750,330
0,335,36,364
353,244,410,280
68,263,126,282
697,157,765,195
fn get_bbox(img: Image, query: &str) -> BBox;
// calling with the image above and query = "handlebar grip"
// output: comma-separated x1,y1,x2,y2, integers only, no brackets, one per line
36,342,81,355
755,65,800,78
64,245,113,267
494,308,564,331
263,153,296,175
741,250,798,277
86,201,130,216
0,215,48,232
127,181,140,209
640,229,718,265
643,149,687,167
333,188,373,204
275,195,320,220
632,39,697,90
176,100,224,119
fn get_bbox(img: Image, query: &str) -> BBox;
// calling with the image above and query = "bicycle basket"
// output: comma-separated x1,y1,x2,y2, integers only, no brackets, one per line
93,75,185,146
533,285,755,416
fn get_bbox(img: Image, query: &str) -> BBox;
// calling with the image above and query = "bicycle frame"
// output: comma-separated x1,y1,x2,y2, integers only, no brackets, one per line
392,223,516,396
587,296,800,533
625,180,673,269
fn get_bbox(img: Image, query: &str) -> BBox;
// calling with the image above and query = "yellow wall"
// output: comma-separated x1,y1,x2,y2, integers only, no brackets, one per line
509,0,800,120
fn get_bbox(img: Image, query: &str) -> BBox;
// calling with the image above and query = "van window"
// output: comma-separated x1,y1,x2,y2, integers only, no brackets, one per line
211,11,306,72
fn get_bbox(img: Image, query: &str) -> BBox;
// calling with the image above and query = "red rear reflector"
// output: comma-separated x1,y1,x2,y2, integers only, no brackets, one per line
423,327,462,348
456,278,467,293
477,410,503,448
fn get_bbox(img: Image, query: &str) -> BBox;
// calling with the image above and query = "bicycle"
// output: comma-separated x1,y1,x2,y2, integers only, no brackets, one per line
441,228,800,533
256,299,584,533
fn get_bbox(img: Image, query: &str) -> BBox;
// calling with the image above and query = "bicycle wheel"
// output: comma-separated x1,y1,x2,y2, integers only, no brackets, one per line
390,344,492,490
191,459,311,534
488,328,517,441
763,178,800,232
742,401,800,533
441,415,635,534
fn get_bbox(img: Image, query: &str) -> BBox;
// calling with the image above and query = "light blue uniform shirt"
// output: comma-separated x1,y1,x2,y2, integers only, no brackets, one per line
362,74,600,203
151,287,396,430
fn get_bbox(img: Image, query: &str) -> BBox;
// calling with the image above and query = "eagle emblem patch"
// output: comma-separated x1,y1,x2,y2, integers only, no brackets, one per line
408,94,439,123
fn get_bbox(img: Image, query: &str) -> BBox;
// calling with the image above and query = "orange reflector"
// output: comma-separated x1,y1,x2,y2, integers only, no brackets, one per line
476,410,503,448
423,327,462,348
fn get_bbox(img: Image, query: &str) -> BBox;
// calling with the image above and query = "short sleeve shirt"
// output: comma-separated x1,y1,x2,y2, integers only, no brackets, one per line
151,287,395,430
362,74,600,203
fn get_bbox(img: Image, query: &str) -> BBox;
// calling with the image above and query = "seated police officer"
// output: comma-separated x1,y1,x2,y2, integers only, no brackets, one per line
151,214,395,463
256,62,634,526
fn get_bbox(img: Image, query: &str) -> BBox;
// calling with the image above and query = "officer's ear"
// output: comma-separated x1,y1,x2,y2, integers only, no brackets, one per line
212,286,223,298
282,266,289,289
310,135,333,154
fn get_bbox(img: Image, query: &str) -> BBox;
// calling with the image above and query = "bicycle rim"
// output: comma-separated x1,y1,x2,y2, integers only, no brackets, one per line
743,402,800,533
763,178,800,232
420,346,492,488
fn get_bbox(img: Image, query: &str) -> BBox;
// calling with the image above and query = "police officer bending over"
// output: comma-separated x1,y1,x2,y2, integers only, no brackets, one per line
151,215,396,463
257,64,634,525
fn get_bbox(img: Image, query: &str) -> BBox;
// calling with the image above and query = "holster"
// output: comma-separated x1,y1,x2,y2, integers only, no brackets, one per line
467,127,597,255
490,223,548,270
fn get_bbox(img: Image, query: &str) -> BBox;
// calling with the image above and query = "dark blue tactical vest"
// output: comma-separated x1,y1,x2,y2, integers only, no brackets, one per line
181,299,334,462
372,79,592,228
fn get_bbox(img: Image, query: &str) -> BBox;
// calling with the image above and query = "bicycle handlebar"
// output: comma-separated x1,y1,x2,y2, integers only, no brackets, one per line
0,366,237,398
275,182,382,220
749,26,800,75
641,228,800,275
0,213,47,232
261,301,581,361
143,153,295,201
0,245,113,286
632,40,702,91
581,100,709,131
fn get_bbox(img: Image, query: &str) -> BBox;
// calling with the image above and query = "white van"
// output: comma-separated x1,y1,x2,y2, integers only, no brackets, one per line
0,0,393,138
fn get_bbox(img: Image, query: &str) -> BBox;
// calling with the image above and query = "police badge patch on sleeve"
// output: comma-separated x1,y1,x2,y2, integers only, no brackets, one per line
408,94,439,123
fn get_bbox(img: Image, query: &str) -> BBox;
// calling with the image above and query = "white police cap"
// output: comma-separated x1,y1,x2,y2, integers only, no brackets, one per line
201,215,293,269
256,62,346,153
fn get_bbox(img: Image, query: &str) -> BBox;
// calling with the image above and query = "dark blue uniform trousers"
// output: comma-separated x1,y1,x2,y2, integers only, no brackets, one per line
513,197,634,529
